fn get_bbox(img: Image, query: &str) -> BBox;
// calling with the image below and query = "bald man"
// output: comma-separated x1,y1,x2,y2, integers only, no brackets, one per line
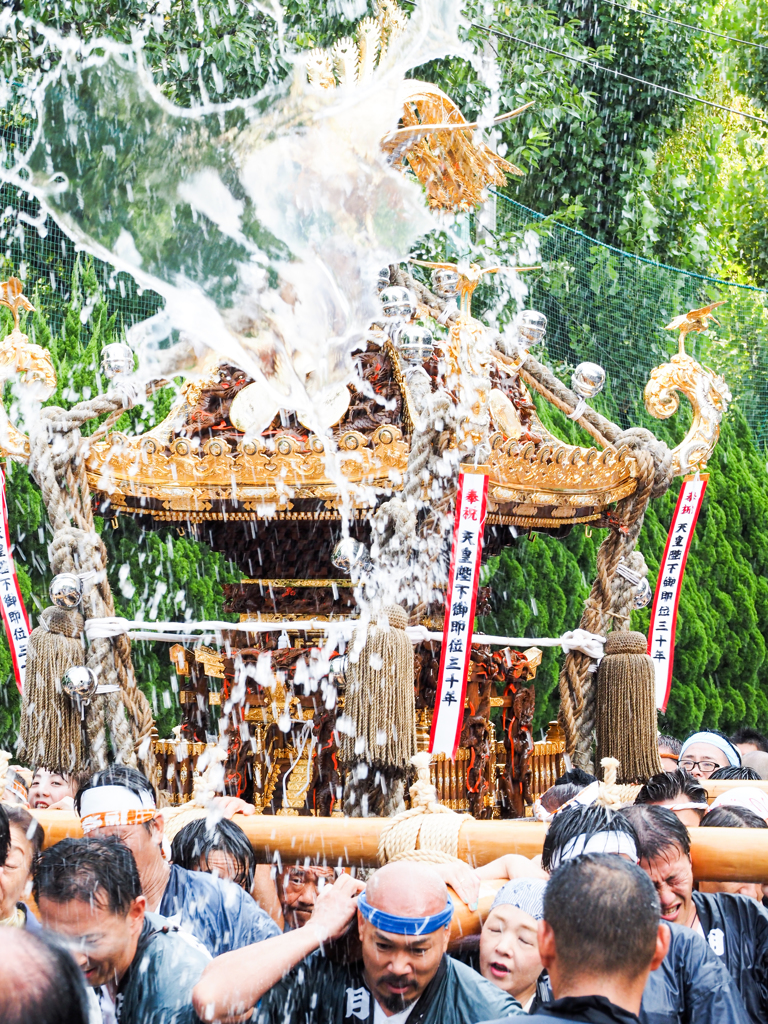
193,862,523,1024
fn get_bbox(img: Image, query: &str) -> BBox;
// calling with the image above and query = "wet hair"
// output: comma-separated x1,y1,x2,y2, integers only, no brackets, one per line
539,782,585,814
171,816,255,889
709,765,762,781
635,769,707,808
730,727,768,753
5,805,45,857
0,928,90,1024
34,836,141,915
701,805,768,829
553,767,596,788
0,803,9,866
620,804,691,861
74,764,155,812
657,734,682,756
544,855,660,982
541,804,638,872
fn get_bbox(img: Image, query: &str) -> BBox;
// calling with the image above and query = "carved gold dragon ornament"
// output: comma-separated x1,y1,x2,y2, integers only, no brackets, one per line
645,303,732,476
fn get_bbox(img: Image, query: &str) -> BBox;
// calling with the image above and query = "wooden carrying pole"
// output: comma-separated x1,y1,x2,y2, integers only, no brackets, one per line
33,812,768,882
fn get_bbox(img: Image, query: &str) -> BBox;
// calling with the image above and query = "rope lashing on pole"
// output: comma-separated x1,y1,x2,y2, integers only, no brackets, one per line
21,392,154,774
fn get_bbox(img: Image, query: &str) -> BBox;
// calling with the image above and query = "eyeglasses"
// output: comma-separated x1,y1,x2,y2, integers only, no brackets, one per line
678,759,721,774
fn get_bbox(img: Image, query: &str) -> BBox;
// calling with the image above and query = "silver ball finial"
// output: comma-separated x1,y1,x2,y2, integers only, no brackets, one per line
49,573,83,609
379,287,417,324
571,362,606,400
376,267,391,294
61,666,98,703
517,310,547,345
430,268,460,300
396,324,434,367
331,538,367,574
633,577,653,609
101,342,135,380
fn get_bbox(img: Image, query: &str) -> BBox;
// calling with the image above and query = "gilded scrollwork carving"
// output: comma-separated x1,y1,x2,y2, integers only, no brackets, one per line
644,351,731,476
0,278,57,458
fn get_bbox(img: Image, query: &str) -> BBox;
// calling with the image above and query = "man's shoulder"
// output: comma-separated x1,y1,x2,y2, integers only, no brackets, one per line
444,957,524,1017
122,915,210,1024
141,912,212,968
694,890,768,931
167,865,280,936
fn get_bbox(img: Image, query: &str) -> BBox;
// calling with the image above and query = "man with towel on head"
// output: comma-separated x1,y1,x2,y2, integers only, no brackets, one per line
75,765,280,957
193,862,523,1024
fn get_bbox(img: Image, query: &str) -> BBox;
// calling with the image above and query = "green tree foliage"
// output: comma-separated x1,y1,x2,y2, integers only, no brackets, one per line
1,0,767,746
0,261,241,752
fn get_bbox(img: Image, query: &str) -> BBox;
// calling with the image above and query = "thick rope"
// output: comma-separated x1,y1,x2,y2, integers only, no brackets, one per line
26,395,153,774
562,428,674,767
377,753,472,866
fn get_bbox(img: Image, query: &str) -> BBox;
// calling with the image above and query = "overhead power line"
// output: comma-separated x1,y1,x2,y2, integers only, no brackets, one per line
472,21,768,128
600,0,768,53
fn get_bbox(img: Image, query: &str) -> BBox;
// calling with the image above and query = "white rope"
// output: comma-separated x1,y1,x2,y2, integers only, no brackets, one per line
84,616,605,658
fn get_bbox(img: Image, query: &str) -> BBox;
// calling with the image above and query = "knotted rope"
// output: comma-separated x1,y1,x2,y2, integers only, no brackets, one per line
377,752,472,866
26,394,154,774
560,428,674,769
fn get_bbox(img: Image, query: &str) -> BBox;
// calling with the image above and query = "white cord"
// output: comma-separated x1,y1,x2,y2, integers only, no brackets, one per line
84,616,605,658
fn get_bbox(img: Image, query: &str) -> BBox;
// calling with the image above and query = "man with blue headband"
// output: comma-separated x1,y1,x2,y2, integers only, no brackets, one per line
193,861,523,1023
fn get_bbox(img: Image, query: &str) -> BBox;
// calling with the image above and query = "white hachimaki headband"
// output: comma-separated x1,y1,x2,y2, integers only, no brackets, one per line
680,732,741,768
79,785,156,834
549,830,639,871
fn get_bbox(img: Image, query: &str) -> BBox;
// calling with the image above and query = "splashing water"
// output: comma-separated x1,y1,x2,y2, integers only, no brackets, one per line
0,0,468,424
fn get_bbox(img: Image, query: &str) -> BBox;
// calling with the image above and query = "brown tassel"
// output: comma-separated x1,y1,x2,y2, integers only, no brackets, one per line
339,604,416,771
17,607,86,771
595,631,663,784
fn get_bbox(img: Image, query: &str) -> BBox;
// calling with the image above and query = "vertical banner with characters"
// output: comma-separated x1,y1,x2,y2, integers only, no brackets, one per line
648,474,708,712
429,467,489,758
0,466,30,692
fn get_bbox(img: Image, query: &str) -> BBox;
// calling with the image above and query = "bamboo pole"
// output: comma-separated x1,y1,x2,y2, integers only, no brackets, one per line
32,812,768,882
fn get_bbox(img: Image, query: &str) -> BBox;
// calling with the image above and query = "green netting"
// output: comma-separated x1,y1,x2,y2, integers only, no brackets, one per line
0,181,163,335
2,173,767,450
486,191,768,447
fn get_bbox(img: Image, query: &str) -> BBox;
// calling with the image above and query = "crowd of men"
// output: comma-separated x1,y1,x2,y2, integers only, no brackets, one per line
1,725,768,1024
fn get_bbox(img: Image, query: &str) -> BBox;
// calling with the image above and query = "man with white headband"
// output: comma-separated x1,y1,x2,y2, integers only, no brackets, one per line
677,731,741,779
536,804,749,1024
193,861,523,1024
75,765,280,957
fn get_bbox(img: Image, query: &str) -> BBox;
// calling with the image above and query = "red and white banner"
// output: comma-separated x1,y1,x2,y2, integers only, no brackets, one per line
429,468,489,758
648,474,708,712
0,467,31,693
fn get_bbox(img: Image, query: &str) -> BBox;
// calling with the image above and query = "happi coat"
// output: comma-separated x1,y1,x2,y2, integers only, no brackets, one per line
256,952,523,1024
159,862,280,957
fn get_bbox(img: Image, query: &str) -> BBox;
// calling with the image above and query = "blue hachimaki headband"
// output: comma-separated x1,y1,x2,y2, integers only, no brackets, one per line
357,891,454,936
